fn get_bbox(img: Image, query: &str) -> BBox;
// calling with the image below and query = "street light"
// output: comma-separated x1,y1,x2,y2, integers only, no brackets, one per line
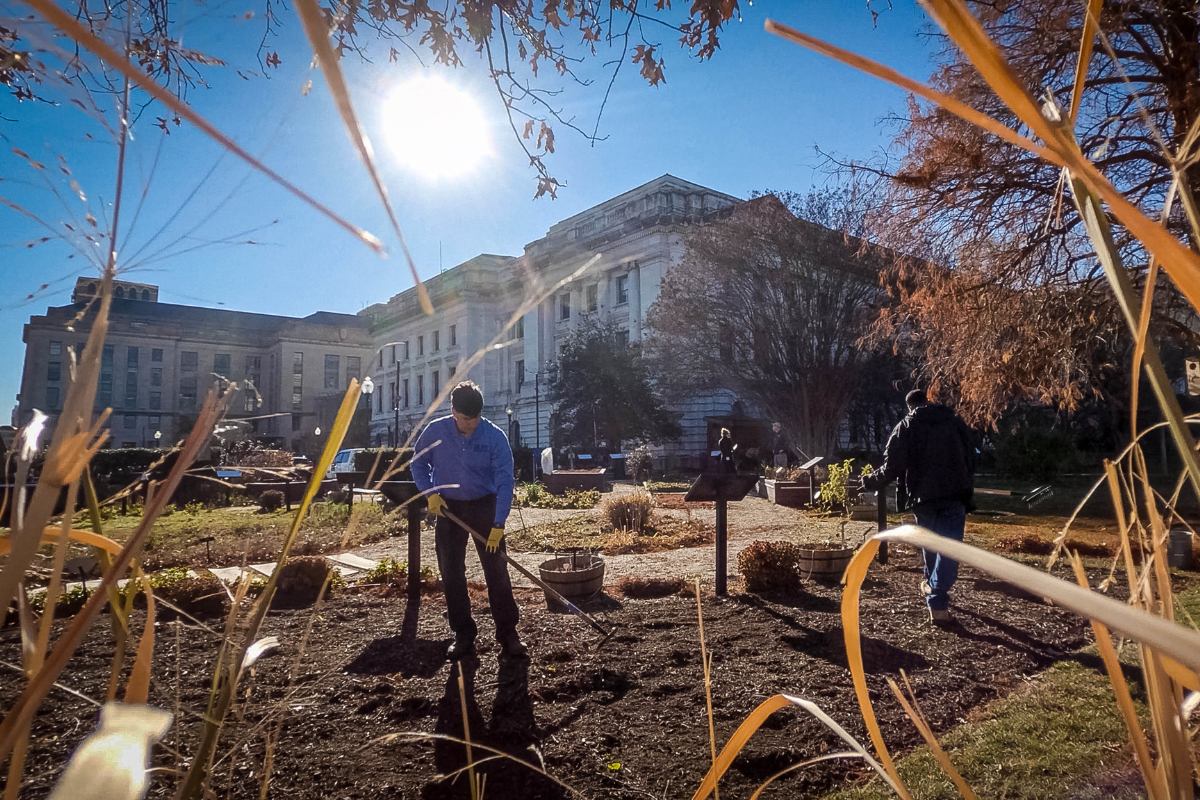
506,406,513,443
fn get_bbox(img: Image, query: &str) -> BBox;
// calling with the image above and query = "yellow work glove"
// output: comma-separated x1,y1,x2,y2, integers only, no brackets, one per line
487,527,504,553
425,493,447,516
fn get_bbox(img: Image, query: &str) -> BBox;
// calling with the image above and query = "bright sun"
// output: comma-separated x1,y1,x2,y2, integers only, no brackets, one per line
382,75,491,179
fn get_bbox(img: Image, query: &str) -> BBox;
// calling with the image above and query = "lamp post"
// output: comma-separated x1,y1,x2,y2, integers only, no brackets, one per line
506,406,513,443
360,375,375,448
393,379,400,448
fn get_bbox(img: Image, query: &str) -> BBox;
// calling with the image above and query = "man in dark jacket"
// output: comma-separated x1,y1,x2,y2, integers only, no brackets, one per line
860,390,976,624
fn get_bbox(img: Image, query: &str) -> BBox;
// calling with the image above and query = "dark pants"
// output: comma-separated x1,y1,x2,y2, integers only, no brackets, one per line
434,494,519,641
915,501,967,611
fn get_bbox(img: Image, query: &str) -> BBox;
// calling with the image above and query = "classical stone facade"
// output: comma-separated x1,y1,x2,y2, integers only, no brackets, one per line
360,175,743,460
18,278,372,455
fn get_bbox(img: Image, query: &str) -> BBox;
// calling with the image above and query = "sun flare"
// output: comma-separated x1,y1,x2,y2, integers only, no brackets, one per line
382,75,491,179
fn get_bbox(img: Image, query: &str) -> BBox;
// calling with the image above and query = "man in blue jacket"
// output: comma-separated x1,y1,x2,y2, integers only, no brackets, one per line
411,381,525,660
860,390,976,625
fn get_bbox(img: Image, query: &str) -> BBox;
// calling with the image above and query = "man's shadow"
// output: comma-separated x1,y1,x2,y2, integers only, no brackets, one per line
345,595,447,679
425,657,566,800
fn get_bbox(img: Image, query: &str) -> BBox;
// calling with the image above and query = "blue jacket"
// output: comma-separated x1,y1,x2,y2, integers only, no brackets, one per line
411,415,515,527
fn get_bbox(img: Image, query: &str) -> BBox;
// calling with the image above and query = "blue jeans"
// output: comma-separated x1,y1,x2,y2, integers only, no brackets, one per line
915,502,966,611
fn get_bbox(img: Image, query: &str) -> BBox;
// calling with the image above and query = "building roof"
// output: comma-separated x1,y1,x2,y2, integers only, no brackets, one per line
33,296,369,335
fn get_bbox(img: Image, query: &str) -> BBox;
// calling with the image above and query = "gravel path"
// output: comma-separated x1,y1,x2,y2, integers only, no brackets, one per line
354,484,876,588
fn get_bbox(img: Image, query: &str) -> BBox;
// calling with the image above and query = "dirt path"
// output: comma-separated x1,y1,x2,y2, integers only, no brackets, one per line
356,488,869,588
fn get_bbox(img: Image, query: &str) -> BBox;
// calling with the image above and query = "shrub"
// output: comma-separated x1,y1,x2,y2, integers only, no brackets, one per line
258,490,285,512
514,483,602,509
220,440,294,468
645,480,693,493
29,584,91,617
161,503,176,517
124,569,229,617
818,459,869,511
276,556,335,603
993,425,1083,481
738,541,802,594
605,490,653,533
183,500,205,516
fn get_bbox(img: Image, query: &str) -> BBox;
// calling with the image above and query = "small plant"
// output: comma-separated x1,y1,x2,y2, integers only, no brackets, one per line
28,584,91,617
161,503,176,517
364,557,407,587
514,483,601,509
124,502,145,517
183,500,205,516
605,490,653,533
258,490,285,513
616,576,688,598
276,556,335,603
817,458,867,511
738,540,802,593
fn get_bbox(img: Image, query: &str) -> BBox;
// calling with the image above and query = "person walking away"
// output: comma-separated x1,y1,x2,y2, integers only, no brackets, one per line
770,422,790,469
411,381,527,659
860,390,976,625
717,428,737,474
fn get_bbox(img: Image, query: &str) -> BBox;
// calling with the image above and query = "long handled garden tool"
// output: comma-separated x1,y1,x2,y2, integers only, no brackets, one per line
439,506,614,641
974,484,1053,508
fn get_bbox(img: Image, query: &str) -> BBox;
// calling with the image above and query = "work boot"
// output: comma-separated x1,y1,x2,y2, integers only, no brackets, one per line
929,608,952,626
499,630,528,658
447,635,476,661
919,579,932,598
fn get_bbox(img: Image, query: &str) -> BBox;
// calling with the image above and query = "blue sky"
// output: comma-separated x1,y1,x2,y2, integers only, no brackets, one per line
0,1,938,415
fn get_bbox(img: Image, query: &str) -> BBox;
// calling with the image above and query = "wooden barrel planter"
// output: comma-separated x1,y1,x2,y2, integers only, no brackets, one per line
797,545,855,580
538,553,605,610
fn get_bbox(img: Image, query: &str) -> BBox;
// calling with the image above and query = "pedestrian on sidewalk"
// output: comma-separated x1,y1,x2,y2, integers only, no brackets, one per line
411,381,527,660
717,428,737,474
859,389,976,625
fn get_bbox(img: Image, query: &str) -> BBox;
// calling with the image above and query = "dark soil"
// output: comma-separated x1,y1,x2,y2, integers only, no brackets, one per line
3,547,1104,799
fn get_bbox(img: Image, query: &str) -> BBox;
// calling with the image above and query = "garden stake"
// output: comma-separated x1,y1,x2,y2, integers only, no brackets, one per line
439,507,614,641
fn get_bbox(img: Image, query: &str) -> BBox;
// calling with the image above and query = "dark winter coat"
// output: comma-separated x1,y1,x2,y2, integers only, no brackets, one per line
861,404,976,510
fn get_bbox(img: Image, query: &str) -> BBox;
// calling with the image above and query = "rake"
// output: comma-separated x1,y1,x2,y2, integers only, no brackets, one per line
974,484,1054,509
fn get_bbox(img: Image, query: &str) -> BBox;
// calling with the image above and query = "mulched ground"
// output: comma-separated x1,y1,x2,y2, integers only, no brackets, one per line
2,547,1105,799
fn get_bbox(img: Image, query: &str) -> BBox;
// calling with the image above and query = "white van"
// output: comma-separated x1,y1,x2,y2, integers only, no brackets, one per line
326,448,365,479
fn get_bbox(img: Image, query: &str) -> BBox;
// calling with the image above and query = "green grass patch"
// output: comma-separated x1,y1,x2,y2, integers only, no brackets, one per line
824,661,1143,800
74,502,398,569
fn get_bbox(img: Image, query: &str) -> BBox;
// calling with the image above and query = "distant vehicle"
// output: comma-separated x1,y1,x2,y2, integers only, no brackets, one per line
292,454,312,467
326,448,365,479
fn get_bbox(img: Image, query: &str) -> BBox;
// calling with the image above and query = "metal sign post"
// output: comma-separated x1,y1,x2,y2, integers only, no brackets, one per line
685,473,759,595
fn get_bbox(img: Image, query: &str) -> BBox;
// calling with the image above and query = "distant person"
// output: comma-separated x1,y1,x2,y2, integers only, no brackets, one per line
411,381,526,660
770,422,790,469
859,390,976,625
717,428,736,474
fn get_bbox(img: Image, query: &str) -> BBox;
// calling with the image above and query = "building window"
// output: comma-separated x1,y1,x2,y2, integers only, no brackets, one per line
149,391,161,410
515,316,524,339
49,340,61,356
560,293,571,320
388,380,396,410
245,356,262,412
179,351,198,411
377,389,384,413
432,330,440,352
151,367,162,387
616,329,630,348
586,284,598,312
432,370,440,400
324,354,340,390
616,275,629,305
403,378,410,408
292,352,304,410
390,345,397,363
378,350,383,369
403,340,410,360
449,365,457,378
98,344,114,408
149,416,159,426
46,386,60,410
417,374,424,407
347,356,361,386
292,413,303,432
124,415,136,429
47,361,61,382
418,336,424,356
449,324,457,347
213,353,231,377
181,351,198,370
516,360,525,390
151,348,163,362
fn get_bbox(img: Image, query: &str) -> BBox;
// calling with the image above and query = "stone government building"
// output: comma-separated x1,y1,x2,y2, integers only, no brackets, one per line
17,175,781,462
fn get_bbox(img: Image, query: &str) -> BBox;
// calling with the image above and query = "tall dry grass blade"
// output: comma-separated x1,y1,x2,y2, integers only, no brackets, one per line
887,675,977,800
1069,0,1103,128
694,580,720,800
124,570,156,705
0,388,225,763
0,269,112,617
748,753,864,800
177,381,361,799
20,0,385,256
292,0,431,315
839,536,910,796
456,667,480,800
35,480,81,658
1069,553,1164,800
1142,646,1192,797
689,694,904,800
1105,460,1141,604
1066,172,1200,497
762,20,1064,168
867,528,1200,670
